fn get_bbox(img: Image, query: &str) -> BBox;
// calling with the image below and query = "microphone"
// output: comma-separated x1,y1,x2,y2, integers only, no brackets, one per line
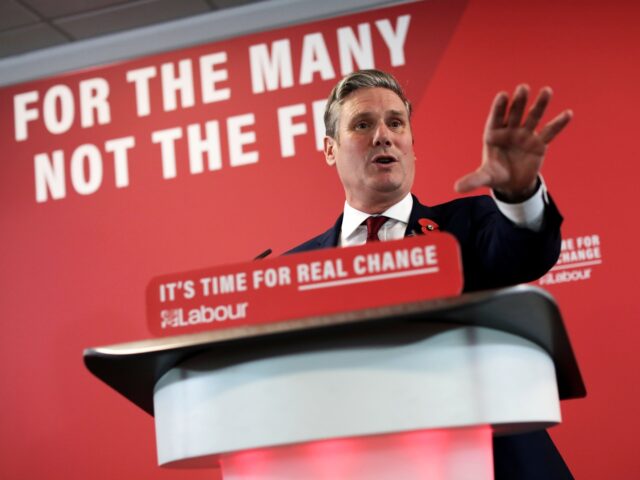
253,248,272,260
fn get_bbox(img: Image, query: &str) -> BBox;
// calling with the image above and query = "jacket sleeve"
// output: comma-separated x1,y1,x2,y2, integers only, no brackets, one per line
442,195,563,292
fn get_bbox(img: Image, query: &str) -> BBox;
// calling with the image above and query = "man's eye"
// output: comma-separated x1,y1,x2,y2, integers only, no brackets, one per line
355,121,369,130
389,119,403,128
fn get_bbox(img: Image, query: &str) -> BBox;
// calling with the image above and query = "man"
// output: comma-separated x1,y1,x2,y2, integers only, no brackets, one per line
288,70,574,478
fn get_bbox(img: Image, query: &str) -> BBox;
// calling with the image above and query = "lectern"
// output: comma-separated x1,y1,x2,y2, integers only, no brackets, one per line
85,285,585,479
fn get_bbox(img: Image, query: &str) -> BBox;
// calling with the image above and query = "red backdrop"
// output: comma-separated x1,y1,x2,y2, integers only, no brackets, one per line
1,0,638,478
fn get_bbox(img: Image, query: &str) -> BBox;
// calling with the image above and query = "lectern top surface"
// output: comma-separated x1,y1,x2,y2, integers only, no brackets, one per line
84,285,586,415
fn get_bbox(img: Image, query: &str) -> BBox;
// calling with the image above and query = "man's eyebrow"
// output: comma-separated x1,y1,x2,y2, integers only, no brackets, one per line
349,111,375,121
349,109,407,121
387,109,408,117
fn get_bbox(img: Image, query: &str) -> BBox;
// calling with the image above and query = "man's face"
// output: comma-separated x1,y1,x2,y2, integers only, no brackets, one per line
324,87,415,213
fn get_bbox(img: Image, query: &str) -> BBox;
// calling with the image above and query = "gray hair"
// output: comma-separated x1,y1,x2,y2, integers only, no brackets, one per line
324,69,412,139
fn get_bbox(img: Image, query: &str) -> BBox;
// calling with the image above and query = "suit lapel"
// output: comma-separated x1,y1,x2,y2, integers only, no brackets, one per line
314,214,342,249
406,195,438,237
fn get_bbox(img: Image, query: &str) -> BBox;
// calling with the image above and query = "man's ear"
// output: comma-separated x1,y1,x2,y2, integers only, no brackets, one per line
324,136,337,166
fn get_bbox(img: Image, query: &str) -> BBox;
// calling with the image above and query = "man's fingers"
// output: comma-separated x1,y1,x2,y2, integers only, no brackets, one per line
539,109,573,144
506,84,529,127
523,87,552,131
454,169,493,194
485,91,509,132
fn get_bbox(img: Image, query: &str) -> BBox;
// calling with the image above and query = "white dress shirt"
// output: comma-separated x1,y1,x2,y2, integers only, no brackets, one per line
339,180,549,247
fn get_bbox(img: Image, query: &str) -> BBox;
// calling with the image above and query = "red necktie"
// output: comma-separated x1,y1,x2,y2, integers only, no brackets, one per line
365,216,389,243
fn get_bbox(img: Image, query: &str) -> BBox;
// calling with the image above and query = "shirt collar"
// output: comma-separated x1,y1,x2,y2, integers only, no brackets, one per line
341,193,413,239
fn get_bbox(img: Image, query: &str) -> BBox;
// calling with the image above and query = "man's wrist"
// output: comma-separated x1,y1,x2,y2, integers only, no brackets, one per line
493,177,541,203
492,177,547,231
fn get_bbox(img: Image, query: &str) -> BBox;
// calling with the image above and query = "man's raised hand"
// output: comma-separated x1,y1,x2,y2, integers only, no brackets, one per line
454,85,573,202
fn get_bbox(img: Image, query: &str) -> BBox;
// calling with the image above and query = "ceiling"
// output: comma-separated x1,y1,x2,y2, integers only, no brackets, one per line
0,0,267,59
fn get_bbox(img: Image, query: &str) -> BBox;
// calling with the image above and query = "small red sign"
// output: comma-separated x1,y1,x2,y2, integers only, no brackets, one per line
146,233,463,336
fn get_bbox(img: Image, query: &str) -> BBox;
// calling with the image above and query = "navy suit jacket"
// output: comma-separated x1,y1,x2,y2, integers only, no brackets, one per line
288,194,573,479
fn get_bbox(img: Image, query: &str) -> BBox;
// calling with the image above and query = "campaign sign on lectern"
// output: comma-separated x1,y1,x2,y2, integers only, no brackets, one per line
146,233,462,336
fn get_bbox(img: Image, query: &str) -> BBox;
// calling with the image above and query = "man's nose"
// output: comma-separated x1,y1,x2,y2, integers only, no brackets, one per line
373,123,392,147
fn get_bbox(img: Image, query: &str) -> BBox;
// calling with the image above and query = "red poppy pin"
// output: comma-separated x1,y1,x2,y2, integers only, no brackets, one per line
418,218,439,234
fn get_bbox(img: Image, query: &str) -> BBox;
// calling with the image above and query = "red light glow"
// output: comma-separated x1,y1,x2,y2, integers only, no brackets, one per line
220,426,493,479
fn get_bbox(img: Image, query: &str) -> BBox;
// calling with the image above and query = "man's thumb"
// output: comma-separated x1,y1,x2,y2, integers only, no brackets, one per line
454,170,491,193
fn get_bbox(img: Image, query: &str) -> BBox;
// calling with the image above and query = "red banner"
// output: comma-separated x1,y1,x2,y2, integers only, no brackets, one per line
1,1,464,206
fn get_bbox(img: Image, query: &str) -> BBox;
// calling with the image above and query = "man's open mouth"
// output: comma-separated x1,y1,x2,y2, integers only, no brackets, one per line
373,155,397,165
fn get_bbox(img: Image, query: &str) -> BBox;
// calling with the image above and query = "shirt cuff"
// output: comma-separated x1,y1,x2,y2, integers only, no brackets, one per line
492,177,548,231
